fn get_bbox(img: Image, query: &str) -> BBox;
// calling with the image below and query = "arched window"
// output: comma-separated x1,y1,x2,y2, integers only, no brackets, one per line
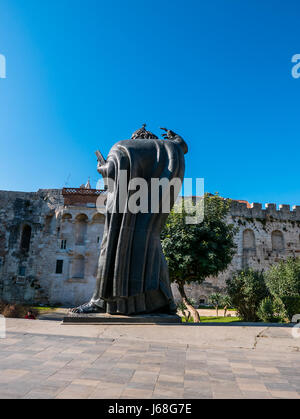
272,230,284,252
75,214,88,245
92,213,105,223
62,213,72,221
242,229,256,268
61,213,72,239
243,229,256,253
91,213,105,246
199,295,207,305
72,255,85,279
44,215,54,233
20,225,32,252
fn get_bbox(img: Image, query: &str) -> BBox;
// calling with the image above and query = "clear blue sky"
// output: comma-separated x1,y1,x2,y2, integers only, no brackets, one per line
0,0,299,206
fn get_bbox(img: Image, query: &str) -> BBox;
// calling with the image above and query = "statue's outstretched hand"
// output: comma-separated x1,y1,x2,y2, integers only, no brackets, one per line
160,127,177,139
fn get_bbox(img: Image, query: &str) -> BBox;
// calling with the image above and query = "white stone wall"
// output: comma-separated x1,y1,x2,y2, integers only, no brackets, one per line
46,204,106,306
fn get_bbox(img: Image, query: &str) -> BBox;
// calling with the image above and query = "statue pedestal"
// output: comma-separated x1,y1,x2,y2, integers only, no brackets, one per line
63,313,181,325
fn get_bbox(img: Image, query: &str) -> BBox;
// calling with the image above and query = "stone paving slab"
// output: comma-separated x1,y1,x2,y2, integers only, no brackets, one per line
0,319,299,399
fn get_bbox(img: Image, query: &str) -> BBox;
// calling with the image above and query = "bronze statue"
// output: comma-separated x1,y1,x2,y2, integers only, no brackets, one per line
71,126,188,315
131,123,158,140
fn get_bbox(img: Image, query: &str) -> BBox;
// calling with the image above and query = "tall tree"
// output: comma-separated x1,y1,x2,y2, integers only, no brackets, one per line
161,194,237,322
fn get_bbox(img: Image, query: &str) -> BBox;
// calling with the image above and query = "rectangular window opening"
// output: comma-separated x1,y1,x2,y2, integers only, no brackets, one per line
18,266,26,277
56,260,63,274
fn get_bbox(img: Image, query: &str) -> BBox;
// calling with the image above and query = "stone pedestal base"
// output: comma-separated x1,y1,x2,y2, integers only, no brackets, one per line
63,313,181,325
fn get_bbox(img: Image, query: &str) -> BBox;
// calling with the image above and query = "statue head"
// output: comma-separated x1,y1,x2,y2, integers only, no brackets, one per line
131,124,158,140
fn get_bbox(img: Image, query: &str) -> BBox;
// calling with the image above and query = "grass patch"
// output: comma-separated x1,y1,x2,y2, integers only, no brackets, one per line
32,306,59,311
197,305,236,311
182,316,242,323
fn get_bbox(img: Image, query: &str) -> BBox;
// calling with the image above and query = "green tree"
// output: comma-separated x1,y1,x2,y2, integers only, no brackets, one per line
221,294,232,317
208,293,223,317
226,269,269,322
161,194,237,322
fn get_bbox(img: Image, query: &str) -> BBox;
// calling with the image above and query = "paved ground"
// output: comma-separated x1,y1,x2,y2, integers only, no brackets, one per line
0,318,299,399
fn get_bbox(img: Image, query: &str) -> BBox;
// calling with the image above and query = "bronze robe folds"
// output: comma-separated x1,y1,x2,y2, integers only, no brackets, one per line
91,135,187,315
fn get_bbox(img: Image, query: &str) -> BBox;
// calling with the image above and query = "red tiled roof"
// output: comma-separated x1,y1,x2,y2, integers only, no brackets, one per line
233,199,251,208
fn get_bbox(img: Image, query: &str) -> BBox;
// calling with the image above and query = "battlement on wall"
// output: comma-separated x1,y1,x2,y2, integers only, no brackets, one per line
0,189,62,199
0,188,106,209
0,190,38,199
230,200,300,221
0,189,64,206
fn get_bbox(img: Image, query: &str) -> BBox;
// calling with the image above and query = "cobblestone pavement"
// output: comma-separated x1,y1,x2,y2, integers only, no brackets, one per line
0,319,299,399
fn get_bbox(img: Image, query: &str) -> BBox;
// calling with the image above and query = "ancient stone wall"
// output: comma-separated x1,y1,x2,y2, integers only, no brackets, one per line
1,189,299,307
172,201,300,304
0,189,106,307
0,189,62,304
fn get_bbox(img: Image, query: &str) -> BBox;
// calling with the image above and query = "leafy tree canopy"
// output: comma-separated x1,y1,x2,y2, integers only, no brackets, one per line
161,194,237,285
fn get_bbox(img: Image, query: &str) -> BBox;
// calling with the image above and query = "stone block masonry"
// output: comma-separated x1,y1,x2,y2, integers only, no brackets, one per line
172,200,300,304
0,188,299,307
0,188,106,306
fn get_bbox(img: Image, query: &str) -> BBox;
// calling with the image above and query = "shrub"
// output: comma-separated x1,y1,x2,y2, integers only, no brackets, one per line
265,258,300,297
2,304,24,318
0,302,39,319
0,300,6,313
257,297,286,323
226,269,269,322
281,296,300,322
265,258,300,322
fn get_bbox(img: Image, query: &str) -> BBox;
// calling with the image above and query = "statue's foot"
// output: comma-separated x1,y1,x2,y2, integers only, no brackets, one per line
70,301,104,314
